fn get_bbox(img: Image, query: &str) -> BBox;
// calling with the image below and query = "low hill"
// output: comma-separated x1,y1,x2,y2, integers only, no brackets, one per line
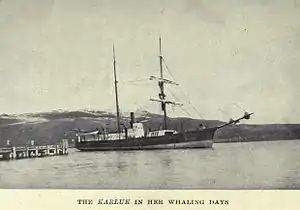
0,110,299,146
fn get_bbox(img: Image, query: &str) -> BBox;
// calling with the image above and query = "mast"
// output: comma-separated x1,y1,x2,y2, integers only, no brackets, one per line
150,37,182,130
158,37,168,130
113,44,121,134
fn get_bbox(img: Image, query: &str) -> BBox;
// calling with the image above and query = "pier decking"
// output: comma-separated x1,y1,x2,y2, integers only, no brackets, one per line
0,139,68,161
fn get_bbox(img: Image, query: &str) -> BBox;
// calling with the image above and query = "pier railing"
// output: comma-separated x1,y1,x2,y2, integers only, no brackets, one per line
0,140,69,161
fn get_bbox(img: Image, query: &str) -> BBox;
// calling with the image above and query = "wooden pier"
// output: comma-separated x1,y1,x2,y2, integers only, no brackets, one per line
0,139,68,161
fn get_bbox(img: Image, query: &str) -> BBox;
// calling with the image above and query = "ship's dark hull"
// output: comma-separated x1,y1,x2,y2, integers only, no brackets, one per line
75,128,217,151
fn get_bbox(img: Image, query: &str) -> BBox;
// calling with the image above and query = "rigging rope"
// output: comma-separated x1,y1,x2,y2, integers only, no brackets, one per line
162,57,177,82
122,78,151,84
166,87,193,117
218,108,230,119
119,78,151,86
232,103,246,112
162,56,203,119
136,99,157,114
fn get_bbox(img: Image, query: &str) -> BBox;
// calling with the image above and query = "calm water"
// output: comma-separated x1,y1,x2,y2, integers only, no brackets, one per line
0,140,300,189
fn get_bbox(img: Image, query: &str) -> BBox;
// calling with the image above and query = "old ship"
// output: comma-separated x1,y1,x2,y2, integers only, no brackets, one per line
74,38,253,151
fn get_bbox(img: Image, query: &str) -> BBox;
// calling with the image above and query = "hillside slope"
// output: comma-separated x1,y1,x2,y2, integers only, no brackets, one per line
0,110,299,146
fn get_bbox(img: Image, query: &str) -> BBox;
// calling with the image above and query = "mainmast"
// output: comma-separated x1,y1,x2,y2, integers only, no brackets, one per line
150,37,182,130
113,44,121,133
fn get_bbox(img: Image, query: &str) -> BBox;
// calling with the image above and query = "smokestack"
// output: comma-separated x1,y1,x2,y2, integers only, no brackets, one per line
130,112,135,128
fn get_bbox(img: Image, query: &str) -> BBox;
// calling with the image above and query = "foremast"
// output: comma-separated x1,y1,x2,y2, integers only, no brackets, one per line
149,37,254,131
150,37,182,130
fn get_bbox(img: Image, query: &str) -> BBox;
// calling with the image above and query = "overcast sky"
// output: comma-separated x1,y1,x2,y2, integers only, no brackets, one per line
0,0,299,124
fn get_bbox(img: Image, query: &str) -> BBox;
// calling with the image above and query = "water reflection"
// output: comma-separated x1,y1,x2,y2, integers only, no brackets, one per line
0,140,300,189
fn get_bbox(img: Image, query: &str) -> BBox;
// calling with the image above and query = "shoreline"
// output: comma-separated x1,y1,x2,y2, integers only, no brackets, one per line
214,138,300,143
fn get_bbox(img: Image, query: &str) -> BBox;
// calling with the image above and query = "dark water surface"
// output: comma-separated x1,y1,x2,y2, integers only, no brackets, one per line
0,140,299,189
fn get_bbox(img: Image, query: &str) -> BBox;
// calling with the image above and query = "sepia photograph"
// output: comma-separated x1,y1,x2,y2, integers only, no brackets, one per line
0,0,299,190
